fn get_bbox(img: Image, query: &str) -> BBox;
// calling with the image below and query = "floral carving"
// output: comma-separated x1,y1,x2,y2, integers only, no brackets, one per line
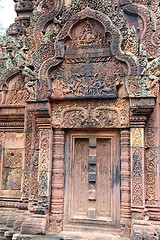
38,129,52,197
132,148,143,206
52,99,129,128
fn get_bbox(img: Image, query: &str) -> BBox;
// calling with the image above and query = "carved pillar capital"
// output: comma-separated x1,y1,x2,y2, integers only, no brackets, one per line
130,98,155,128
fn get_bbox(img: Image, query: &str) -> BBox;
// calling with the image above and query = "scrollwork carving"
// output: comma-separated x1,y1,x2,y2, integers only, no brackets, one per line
52,99,129,128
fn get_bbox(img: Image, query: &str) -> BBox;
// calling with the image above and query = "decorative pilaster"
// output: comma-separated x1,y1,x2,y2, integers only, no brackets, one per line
38,125,53,211
120,130,131,237
0,132,4,195
50,129,65,232
20,102,52,234
21,117,53,234
130,98,156,239
21,109,32,199
131,127,145,216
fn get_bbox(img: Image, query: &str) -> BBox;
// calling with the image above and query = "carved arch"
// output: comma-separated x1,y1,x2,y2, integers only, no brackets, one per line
0,68,25,105
120,0,160,58
33,0,63,48
38,7,144,100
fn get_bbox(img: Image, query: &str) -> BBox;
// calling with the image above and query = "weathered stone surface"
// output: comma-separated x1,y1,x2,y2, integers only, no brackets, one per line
0,0,160,239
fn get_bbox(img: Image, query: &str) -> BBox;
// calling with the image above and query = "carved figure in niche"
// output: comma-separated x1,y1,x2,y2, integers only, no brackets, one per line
23,66,37,100
79,21,96,44
6,80,25,105
17,44,27,67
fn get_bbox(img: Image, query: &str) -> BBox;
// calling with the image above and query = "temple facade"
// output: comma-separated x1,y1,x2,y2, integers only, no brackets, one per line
0,0,160,239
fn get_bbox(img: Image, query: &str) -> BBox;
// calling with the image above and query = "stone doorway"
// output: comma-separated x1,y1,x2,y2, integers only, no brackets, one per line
63,130,120,232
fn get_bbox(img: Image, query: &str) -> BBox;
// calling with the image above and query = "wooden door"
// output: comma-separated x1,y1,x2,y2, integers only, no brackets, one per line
64,131,120,231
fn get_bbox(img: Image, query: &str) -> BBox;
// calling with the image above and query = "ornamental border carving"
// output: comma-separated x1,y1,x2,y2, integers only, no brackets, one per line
52,99,129,128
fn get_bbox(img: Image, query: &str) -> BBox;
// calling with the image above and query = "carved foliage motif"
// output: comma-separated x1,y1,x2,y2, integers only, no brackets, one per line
131,128,144,148
38,129,51,196
131,128,144,207
52,99,129,128
0,132,4,190
145,109,157,205
132,148,143,206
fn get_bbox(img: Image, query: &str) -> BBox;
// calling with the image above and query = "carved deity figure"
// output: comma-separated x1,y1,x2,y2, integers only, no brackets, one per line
23,66,37,100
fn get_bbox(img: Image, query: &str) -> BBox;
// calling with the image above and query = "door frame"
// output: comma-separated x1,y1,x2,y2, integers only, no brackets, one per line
63,130,121,231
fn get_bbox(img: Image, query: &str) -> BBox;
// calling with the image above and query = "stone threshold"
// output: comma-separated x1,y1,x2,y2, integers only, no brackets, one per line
32,231,130,240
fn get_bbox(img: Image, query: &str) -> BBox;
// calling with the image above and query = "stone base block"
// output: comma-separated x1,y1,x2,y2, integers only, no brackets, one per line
132,220,160,239
20,214,47,234
0,208,15,225
7,210,25,228
14,212,32,231
0,226,9,238
12,233,33,240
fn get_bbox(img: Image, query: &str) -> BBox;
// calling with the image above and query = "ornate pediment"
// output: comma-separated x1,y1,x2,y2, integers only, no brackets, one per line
50,17,126,99
38,6,148,100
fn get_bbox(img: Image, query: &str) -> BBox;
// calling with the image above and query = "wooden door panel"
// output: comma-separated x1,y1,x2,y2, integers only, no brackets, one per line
72,138,89,219
64,131,120,230
96,138,112,220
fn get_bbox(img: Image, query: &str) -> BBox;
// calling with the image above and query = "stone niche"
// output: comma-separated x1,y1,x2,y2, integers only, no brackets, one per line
1,132,24,197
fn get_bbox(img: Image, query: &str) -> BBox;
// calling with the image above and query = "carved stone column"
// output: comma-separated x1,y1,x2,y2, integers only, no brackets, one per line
50,129,65,232
120,129,131,237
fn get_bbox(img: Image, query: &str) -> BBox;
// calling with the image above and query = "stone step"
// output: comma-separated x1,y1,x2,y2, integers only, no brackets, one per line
31,232,131,240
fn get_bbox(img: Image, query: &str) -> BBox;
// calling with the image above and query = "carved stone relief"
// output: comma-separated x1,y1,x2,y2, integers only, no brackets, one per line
50,19,126,99
120,0,160,58
38,6,151,101
145,107,158,206
131,128,145,208
52,99,129,128
1,133,24,193
38,128,52,197
0,71,25,105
